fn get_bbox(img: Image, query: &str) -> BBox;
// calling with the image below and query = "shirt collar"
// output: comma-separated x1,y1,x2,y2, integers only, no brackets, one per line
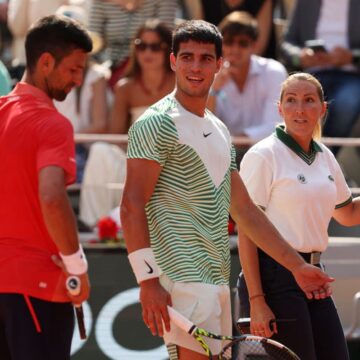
275,125,322,165
249,55,261,76
12,82,55,109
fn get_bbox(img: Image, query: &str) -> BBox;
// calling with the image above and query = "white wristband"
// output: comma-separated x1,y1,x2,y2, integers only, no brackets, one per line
59,246,88,275
128,248,160,284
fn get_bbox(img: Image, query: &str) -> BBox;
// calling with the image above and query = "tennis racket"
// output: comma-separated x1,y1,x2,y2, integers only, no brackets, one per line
66,276,87,340
167,306,300,360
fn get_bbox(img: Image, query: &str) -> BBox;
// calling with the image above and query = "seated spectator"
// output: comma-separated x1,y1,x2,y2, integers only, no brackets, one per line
88,0,177,89
79,19,175,227
201,0,277,59
281,0,360,153
54,4,110,183
207,11,287,165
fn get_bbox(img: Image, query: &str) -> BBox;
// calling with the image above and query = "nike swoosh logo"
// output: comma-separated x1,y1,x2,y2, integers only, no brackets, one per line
144,260,153,274
203,132,212,138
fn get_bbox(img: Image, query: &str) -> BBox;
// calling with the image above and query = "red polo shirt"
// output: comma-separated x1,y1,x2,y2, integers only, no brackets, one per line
0,83,76,302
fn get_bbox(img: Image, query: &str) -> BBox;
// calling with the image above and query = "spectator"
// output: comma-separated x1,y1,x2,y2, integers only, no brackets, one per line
0,59,11,95
54,4,110,183
207,11,287,164
88,0,177,89
281,0,360,151
201,0,277,59
7,0,69,80
79,19,175,227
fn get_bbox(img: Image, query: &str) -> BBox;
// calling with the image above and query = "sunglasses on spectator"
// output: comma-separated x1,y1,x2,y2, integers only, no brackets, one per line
223,38,253,48
134,39,165,52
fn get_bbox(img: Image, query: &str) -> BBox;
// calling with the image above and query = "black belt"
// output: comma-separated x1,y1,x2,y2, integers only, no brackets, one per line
258,249,321,265
298,251,321,265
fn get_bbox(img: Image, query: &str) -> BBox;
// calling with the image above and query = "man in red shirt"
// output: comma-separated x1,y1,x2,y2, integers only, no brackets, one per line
0,15,92,360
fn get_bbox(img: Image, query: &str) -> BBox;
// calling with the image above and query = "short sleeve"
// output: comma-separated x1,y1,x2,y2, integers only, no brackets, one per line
127,111,177,166
239,150,273,208
36,112,76,185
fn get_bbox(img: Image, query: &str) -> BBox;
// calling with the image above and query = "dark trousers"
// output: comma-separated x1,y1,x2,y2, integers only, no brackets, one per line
0,294,74,360
238,251,349,360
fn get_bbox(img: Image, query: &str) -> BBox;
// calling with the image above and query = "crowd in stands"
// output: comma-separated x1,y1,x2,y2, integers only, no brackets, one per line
1,0,360,229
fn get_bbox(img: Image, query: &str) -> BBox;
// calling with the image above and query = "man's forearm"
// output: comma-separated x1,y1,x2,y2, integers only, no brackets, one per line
40,191,80,255
120,201,152,254
234,203,304,272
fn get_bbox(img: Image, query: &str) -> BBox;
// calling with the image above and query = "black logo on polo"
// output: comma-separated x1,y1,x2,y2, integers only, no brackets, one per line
203,132,212,138
297,174,307,184
144,260,153,274
328,175,335,182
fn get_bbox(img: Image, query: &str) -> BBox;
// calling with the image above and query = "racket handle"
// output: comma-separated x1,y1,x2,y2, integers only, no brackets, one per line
66,276,87,340
167,306,195,335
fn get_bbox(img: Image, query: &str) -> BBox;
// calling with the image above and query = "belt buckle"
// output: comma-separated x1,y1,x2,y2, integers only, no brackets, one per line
310,252,321,265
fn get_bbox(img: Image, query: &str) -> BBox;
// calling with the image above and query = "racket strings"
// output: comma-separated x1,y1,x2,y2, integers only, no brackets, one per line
221,337,300,360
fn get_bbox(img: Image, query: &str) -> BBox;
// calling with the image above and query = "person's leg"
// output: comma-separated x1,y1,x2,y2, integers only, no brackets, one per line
161,275,231,359
309,296,350,360
256,251,318,359
79,142,127,226
3,294,74,360
266,292,317,360
0,295,11,360
178,346,220,359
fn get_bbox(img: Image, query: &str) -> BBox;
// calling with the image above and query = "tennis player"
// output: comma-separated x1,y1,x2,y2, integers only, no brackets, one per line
0,16,92,360
121,20,333,360
238,73,352,360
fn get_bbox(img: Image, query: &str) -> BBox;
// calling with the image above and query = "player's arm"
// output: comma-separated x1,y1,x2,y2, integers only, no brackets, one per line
39,165,89,305
121,158,172,337
230,170,333,299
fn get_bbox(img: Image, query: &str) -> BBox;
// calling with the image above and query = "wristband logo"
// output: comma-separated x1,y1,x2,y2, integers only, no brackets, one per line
144,260,154,274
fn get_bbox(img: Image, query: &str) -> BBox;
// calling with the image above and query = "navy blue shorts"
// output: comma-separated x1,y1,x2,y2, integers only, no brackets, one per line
0,293,74,360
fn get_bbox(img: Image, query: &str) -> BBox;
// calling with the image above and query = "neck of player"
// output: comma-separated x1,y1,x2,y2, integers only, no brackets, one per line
174,87,208,117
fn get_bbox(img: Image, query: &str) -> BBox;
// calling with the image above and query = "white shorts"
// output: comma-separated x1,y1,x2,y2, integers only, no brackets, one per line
160,273,232,355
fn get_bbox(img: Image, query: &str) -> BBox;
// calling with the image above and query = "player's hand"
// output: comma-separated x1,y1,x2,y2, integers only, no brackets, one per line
67,273,90,305
250,298,277,338
52,255,90,305
292,263,334,299
139,277,172,337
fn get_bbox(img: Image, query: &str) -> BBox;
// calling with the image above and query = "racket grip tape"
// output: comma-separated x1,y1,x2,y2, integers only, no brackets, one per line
66,276,87,340
167,306,196,335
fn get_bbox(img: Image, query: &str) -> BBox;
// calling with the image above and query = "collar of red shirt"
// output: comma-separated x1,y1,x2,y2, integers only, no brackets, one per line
11,82,55,109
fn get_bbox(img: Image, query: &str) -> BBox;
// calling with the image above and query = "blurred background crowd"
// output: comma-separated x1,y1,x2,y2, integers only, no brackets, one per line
2,0,360,231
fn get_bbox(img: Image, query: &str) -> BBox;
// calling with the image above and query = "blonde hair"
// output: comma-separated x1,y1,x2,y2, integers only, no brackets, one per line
279,72,326,141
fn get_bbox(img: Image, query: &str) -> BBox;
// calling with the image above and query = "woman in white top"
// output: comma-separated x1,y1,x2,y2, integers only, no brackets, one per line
238,73,358,359
79,19,175,227
110,18,175,134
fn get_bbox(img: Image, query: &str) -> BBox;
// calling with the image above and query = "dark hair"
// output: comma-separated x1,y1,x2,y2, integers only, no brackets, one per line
218,11,259,41
172,20,223,59
25,15,93,72
124,19,172,78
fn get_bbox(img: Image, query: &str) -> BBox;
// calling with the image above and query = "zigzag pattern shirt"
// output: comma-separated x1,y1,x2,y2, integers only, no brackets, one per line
127,94,237,285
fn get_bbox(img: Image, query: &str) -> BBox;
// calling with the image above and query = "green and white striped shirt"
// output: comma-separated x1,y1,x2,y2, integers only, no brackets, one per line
127,94,237,285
